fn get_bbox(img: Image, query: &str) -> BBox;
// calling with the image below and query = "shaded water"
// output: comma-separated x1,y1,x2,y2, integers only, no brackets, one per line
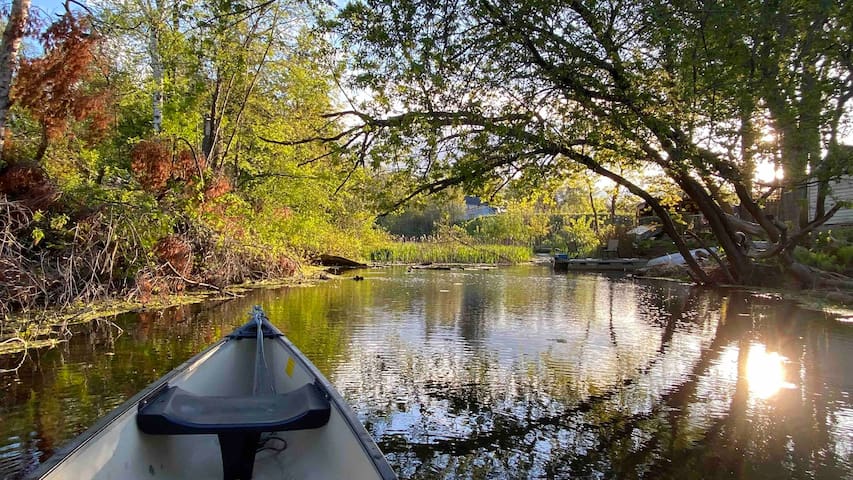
1,266,851,479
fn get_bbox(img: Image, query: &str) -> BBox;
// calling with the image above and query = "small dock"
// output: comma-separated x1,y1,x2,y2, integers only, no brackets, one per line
553,255,647,272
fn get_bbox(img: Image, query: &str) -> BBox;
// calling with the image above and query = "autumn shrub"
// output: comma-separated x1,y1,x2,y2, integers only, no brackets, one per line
0,164,59,211
153,235,193,278
131,140,172,193
204,174,231,201
173,149,206,181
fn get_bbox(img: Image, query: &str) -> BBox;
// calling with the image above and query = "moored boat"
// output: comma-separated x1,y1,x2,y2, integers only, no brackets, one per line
28,306,397,480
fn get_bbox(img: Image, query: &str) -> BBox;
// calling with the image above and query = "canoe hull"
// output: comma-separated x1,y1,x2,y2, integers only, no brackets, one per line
28,312,396,480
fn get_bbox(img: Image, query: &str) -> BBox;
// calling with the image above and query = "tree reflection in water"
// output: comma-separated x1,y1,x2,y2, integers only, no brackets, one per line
0,266,851,479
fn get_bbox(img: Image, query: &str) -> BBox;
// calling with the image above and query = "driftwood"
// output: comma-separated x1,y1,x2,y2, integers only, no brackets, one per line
164,261,240,297
316,254,367,268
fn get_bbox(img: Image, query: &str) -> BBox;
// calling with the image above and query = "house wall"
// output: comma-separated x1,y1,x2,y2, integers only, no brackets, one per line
464,205,497,221
808,175,853,226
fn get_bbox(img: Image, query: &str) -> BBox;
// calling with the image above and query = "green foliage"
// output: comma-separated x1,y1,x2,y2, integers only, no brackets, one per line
836,246,853,267
557,217,604,258
378,190,466,237
464,204,549,246
793,228,853,274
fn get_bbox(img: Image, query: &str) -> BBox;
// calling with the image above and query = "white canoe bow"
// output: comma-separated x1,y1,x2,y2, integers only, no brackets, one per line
28,306,397,480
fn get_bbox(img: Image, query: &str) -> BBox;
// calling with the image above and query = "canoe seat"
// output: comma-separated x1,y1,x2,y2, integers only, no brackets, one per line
137,307,333,479
137,382,330,479
136,382,331,435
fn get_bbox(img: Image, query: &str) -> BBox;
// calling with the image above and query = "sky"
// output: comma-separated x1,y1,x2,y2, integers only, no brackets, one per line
30,0,68,17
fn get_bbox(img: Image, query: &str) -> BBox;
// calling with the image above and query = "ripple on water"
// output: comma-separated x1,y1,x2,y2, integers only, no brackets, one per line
2,266,852,480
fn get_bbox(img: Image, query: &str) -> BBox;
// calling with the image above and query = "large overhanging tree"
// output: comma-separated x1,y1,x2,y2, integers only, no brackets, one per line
273,0,853,286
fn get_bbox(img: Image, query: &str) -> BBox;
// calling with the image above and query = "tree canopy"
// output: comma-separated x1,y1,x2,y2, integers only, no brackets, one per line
317,0,853,286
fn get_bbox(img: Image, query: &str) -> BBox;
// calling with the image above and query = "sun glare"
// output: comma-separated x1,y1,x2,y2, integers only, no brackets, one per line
746,344,793,399
755,160,783,184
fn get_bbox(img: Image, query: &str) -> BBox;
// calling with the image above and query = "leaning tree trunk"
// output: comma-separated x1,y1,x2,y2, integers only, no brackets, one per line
0,0,31,163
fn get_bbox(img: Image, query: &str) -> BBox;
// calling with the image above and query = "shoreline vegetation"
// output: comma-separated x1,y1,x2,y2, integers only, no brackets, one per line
4,248,850,361
368,242,532,265
0,272,320,358
0,241,532,359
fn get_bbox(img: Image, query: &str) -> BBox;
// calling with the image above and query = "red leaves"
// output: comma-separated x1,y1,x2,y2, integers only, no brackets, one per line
131,139,207,194
153,235,193,278
12,13,112,144
0,163,59,210
173,149,207,181
130,139,172,193
204,174,231,201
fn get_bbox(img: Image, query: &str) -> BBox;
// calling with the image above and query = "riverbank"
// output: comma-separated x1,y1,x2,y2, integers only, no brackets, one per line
0,267,329,358
0,237,531,359
5,258,850,359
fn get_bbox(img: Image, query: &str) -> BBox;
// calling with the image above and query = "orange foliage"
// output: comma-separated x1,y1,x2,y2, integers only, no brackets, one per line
135,271,155,304
204,174,231,201
131,139,207,194
0,164,59,210
13,13,113,143
131,140,171,193
173,149,206,181
153,235,193,278
275,255,298,277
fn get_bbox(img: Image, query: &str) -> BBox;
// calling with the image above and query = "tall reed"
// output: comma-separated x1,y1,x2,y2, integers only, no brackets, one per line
368,242,531,264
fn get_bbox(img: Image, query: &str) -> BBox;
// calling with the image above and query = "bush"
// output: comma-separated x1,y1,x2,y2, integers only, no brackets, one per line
556,217,613,258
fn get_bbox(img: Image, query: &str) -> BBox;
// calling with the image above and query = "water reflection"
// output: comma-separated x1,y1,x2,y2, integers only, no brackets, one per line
0,266,851,479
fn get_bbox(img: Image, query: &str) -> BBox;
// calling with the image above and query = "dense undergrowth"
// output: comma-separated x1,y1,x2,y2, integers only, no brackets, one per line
793,229,853,276
0,140,386,327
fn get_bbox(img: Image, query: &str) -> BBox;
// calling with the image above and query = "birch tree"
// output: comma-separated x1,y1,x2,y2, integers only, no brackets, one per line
0,0,30,162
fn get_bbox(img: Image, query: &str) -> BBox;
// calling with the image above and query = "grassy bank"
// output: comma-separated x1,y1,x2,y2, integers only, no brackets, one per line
367,241,532,264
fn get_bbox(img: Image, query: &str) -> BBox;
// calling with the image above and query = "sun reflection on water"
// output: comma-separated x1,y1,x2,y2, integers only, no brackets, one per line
746,344,794,399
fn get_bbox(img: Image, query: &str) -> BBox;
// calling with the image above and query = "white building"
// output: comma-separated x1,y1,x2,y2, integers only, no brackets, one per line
808,175,853,226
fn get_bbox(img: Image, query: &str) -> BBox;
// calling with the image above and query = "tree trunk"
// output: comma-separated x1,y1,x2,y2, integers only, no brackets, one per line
0,0,30,163
202,77,221,162
586,177,599,233
148,27,163,134
34,124,48,162
738,100,756,199
678,173,751,282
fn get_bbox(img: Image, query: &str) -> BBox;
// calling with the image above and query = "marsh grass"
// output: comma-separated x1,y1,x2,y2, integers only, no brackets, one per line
368,241,531,264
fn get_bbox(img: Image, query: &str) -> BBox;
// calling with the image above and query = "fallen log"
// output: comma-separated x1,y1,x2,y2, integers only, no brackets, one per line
315,254,367,268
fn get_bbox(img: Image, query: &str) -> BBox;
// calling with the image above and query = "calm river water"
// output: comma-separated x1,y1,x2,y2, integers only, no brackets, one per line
1,265,851,479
